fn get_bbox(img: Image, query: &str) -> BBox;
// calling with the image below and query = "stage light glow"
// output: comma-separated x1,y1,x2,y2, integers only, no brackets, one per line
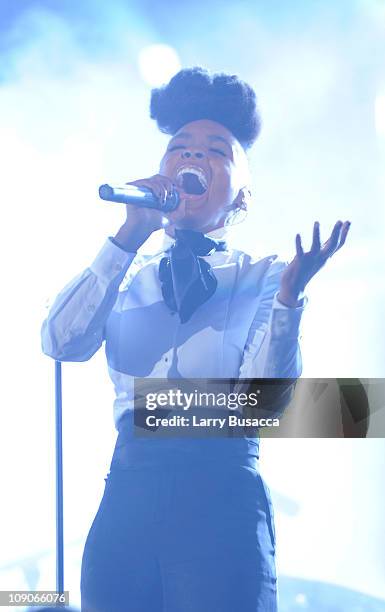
359,0,385,22
294,592,308,606
138,44,181,86
375,94,385,137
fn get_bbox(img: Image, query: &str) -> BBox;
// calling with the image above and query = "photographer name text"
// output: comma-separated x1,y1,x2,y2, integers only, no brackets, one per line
145,415,280,429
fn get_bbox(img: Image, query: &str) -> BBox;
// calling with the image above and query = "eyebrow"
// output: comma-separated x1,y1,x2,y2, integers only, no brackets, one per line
207,135,231,148
170,132,232,149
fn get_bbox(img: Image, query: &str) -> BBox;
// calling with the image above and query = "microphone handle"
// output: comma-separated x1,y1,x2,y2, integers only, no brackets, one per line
99,183,179,212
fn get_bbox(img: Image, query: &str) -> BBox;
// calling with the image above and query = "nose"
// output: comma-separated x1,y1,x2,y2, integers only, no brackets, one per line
181,150,205,159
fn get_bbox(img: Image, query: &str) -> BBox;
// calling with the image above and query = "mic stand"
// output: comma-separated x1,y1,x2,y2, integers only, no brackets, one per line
55,360,64,594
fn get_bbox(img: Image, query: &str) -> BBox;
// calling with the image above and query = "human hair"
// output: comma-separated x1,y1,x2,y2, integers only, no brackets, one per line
150,67,261,150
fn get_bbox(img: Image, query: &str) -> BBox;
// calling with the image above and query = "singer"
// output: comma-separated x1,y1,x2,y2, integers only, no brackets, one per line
41,67,350,611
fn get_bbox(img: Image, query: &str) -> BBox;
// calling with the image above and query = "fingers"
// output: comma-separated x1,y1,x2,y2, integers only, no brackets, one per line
296,220,351,260
295,233,304,257
127,175,178,205
310,221,321,254
296,222,321,257
155,175,178,205
321,220,350,258
335,220,351,251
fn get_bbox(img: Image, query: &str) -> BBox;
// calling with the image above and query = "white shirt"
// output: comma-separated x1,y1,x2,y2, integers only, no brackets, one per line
41,227,306,428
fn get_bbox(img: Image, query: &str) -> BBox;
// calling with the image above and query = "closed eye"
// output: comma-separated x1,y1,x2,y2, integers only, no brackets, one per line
167,145,226,156
210,148,226,157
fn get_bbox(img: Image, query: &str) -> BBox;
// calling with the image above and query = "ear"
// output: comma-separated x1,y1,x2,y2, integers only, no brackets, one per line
231,186,252,211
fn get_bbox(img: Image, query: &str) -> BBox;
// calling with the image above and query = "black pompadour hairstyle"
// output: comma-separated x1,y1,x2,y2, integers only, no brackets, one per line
150,67,261,150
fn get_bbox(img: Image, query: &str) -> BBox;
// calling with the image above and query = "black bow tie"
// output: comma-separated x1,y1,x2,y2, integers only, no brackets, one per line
158,229,227,323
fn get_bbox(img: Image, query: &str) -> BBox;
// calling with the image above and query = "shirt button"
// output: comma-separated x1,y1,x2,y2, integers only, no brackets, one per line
115,263,122,271
164,357,168,362
87,304,95,312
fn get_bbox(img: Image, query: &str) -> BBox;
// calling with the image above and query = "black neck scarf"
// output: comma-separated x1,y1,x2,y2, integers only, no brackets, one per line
158,229,227,323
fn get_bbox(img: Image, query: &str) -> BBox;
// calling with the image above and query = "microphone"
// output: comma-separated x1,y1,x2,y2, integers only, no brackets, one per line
99,183,180,212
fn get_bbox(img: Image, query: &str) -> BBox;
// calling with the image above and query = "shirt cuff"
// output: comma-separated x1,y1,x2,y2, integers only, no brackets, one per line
271,292,307,339
109,236,138,254
273,291,307,310
89,239,136,283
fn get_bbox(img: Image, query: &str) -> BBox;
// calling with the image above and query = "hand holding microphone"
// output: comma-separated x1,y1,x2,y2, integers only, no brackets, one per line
99,177,180,211
103,175,186,253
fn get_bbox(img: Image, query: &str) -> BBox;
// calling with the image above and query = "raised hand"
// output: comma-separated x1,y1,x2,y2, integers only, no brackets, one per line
278,220,351,307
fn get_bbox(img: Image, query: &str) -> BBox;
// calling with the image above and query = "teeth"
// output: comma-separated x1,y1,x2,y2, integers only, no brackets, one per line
176,166,208,189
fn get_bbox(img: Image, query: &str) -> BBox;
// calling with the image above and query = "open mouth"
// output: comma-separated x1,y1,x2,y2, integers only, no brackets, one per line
175,166,208,196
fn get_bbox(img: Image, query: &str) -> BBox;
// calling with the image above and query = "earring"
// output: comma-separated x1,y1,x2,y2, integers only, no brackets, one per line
239,200,248,211
224,204,248,227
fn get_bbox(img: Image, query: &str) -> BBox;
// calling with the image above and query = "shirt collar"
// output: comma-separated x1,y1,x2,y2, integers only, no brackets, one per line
138,226,232,257
161,225,230,253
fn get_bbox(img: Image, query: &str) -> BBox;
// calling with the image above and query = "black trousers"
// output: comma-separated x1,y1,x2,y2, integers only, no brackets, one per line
81,426,278,612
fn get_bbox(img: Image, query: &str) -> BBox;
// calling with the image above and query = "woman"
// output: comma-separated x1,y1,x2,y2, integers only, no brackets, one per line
42,67,350,611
